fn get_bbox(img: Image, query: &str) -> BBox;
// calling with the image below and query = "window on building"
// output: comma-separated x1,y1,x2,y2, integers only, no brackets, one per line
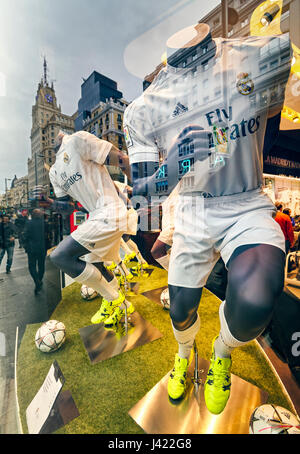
178,157,194,176
259,63,268,73
228,29,234,37
281,53,290,63
202,45,208,54
182,60,187,68
192,52,197,62
270,59,278,69
155,180,168,193
260,91,268,107
241,18,249,28
178,139,194,157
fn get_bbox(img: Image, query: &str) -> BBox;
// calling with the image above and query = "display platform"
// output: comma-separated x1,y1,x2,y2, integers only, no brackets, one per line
129,354,268,434
79,311,163,364
16,265,297,434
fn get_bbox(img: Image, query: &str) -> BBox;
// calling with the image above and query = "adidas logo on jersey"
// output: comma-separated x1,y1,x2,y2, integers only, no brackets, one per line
172,103,188,117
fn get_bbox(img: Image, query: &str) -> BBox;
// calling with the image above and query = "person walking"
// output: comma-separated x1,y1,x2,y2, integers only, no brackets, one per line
0,215,16,274
275,203,295,253
23,209,48,294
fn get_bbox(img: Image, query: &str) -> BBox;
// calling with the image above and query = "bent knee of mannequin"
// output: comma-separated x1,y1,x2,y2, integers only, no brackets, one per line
151,240,168,259
170,306,198,331
49,247,64,269
225,284,279,342
50,241,76,274
169,285,201,331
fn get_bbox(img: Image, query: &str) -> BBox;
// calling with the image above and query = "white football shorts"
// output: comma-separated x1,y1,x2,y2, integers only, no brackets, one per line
71,209,128,263
168,188,285,288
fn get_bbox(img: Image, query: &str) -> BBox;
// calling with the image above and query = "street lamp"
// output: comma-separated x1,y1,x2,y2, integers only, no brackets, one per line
5,178,11,208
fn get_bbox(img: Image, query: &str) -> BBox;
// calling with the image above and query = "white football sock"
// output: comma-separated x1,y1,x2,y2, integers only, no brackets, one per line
118,260,131,277
120,238,132,255
172,314,200,360
126,239,147,264
155,253,170,271
215,300,248,358
76,263,119,302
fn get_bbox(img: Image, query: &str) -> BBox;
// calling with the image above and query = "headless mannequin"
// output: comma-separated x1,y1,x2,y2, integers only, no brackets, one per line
130,23,285,360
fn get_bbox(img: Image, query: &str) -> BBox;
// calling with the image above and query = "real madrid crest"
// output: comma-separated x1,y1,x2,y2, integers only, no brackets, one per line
236,72,254,96
63,152,70,164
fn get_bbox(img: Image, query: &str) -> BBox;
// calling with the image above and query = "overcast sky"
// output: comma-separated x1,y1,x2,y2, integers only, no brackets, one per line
0,0,220,193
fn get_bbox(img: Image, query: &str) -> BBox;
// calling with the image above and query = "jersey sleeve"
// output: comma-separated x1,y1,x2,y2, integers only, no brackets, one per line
49,166,68,198
75,131,113,164
123,95,159,165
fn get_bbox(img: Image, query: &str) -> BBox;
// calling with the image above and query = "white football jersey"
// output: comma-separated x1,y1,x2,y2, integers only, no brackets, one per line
124,34,292,197
49,131,126,218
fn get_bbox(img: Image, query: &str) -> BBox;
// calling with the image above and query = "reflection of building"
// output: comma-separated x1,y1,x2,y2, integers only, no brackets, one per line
75,71,123,131
2,175,28,209
28,59,75,196
138,1,298,196
75,71,129,182
0,194,6,209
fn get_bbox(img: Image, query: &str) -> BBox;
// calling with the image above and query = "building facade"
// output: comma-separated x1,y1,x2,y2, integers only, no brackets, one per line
28,60,75,196
138,0,296,196
143,0,295,88
1,175,28,210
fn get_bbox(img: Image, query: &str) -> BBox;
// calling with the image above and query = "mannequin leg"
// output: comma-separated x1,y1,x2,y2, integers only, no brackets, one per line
50,236,132,324
167,284,203,400
205,243,285,415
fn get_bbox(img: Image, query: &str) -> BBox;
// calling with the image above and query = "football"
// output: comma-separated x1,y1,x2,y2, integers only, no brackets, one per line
35,320,66,353
160,287,170,310
249,404,300,434
80,284,99,301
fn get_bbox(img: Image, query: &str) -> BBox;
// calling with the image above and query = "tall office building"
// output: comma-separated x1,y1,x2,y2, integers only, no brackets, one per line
75,71,129,182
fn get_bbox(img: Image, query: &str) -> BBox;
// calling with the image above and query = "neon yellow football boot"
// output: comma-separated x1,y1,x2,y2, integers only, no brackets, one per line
104,300,135,327
106,262,117,272
124,252,136,266
204,336,232,415
167,351,194,401
90,292,125,324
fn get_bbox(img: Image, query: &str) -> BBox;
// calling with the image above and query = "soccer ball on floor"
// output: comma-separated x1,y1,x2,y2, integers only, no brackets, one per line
80,285,99,301
160,287,170,310
249,404,300,434
35,320,66,353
